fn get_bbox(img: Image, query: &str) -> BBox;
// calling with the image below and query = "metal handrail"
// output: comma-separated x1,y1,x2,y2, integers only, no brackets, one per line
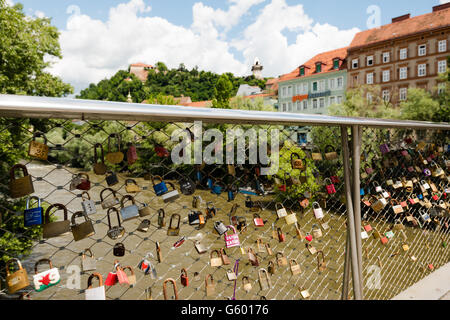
0,94,449,130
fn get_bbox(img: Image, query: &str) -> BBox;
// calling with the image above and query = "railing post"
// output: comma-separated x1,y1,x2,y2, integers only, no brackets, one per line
340,126,362,300
351,125,364,299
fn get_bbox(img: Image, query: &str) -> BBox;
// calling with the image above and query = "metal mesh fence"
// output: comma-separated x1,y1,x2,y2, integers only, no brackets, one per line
0,116,448,300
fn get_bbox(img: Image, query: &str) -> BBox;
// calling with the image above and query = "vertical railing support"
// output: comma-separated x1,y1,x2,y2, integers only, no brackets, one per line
340,126,362,300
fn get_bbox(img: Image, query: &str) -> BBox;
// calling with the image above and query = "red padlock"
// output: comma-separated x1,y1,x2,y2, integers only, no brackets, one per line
278,184,287,192
330,176,340,184
432,193,439,201
380,237,388,245
127,143,138,165
253,213,264,227
180,268,189,287
104,272,118,286
363,222,372,232
305,233,313,242
155,145,169,158
277,227,285,243
325,178,336,194
76,173,91,191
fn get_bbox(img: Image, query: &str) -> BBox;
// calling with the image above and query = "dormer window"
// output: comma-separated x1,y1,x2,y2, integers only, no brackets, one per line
333,59,340,69
316,63,322,73
300,67,305,76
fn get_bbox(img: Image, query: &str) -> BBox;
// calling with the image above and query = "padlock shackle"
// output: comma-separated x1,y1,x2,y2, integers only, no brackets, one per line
26,196,41,209
163,278,178,300
225,225,238,235
93,143,105,163
107,207,122,229
151,175,163,185
87,272,103,289
81,191,91,201
82,248,94,259
125,179,138,186
168,214,181,229
71,211,90,224
9,163,29,180
317,250,325,268
121,195,136,207
5,258,23,276
107,133,121,153
181,268,188,277
205,274,214,286
31,131,48,143
100,188,117,202
122,266,135,277
44,203,68,224
210,249,220,259
34,258,53,274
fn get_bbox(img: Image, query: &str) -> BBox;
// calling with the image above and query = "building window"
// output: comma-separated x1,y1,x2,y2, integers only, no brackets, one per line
288,86,292,97
337,77,344,88
282,87,287,97
438,40,447,53
337,96,343,104
330,96,336,105
312,82,318,92
382,90,390,102
300,67,305,76
352,59,359,69
296,101,301,111
333,59,340,69
418,64,426,77
329,78,336,90
382,70,390,82
399,67,408,80
400,48,407,60
313,99,318,109
418,44,426,57
367,56,374,66
282,103,286,112
438,60,447,74
438,83,446,95
303,100,308,110
399,88,408,101
316,63,322,73
319,98,325,108
367,93,373,103
319,80,325,91
383,52,390,63
366,73,374,84
288,102,293,112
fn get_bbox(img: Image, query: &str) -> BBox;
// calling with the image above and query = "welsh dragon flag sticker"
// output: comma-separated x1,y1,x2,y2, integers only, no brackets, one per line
33,268,61,292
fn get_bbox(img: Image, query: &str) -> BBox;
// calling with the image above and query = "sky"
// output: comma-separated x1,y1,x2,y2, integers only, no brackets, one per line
5,0,450,94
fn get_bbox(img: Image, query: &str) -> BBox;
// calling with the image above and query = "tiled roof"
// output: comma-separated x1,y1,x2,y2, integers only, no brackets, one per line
184,101,212,108
244,93,271,99
349,7,450,50
278,47,348,83
130,62,154,68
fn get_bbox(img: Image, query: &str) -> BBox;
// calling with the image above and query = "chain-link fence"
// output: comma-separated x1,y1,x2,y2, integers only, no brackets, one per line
0,96,449,300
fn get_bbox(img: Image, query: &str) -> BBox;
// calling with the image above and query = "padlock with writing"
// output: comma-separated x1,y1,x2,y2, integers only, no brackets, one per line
28,131,49,160
290,259,302,275
9,164,34,198
107,207,125,240
214,221,228,235
275,202,287,218
81,191,96,215
167,214,181,236
100,188,119,209
71,211,95,241
119,195,139,221
224,225,240,248
152,175,168,196
5,258,30,294
312,224,323,238
24,196,43,227
33,259,60,292
105,133,124,164
276,252,288,266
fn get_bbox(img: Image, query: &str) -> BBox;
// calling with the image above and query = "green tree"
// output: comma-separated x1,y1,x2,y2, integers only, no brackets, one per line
0,1,73,96
212,74,233,109
399,88,441,122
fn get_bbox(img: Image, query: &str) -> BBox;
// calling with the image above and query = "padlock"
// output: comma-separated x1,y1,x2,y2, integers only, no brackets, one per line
299,197,309,209
214,221,228,235
253,213,264,227
285,210,298,225
236,216,247,233
28,131,49,160
242,276,252,292
265,243,273,256
81,191,96,215
224,225,240,248
206,202,216,218
126,143,138,165
138,203,151,217
275,202,287,218
195,241,207,254
205,274,215,297
379,143,390,154
256,238,265,253
380,236,389,245
156,241,163,262
114,261,129,285
104,264,118,287
119,195,139,221
9,164,34,198
192,196,200,209
268,260,276,275
258,268,271,291
312,224,322,238
81,248,97,271
325,178,336,194
152,175,168,196
324,145,338,160
162,182,180,203
317,251,327,272
363,221,372,232
291,152,305,170
311,146,323,161
248,247,259,266
113,243,125,257
123,266,136,286
181,268,189,287
179,177,196,195
43,203,71,239
33,259,60,292
227,269,237,281
75,173,91,191
85,272,105,300
391,199,404,214
167,214,181,236
402,243,410,252
125,179,140,193
100,188,120,209
277,227,285,242
276,252,288,266
158,208,166,227
71,211,95,241
306,243,317,255
106,207,125,240
155,144,169,158
393,219,405,231
371,196,387,213
381,189,390,198
245,196,253,208
93,143,107,175
5,258,30,294
312,202,324,219
211,178,223,195
220,248,231,265
419,209,431,223
300,289,311,299
361,227,369,240
105,171,119,186
290,259,301,275
24,196,43,227
105,133,124,164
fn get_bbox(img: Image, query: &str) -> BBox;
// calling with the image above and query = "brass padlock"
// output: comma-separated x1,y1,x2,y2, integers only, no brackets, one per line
156,241,163,263
317,250,327,272
268,261,276,275
9,164,34,198
210,250,223,267
71,211,95,241
105,133,124,164
265,243,273,256
158,208,166,228
163,278,178,300
5,258,30,294
28,131,49,160
258,268,271,291
242,276,252,292
167,214,181,236
205,274,215,297
138,203,151,217
43,204,71,239
125,179,140,193
93,143,107,175
276,252,288,266
290,259,302,275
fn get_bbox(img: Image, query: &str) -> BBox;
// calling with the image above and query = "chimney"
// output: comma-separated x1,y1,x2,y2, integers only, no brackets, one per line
433,3,450,12
392,14,410,23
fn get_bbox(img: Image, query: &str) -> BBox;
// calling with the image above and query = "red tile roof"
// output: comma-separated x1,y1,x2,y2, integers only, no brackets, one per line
278,47,348,83
184,100,212,108
130,62,154,68
349,7,450,50
244,93,271,99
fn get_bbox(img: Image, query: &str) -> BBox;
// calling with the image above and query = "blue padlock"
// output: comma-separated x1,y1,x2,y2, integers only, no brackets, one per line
211,178,222,195
24,196,43,227
360,188,365,196
152,175,168,196
207,176,213,189
418,194,424,200
196,170,202,182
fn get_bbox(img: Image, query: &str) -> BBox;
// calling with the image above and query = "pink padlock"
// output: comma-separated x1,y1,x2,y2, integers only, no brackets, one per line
224,225,240,248
127,143,138,165
325,178,336,194
379,144,390,154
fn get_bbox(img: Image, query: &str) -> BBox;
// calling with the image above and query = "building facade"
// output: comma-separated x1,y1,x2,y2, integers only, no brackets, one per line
347,3,450,104
277,47,348,115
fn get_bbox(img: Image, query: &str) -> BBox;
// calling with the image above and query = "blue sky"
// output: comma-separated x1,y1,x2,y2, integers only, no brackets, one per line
8,0,447,93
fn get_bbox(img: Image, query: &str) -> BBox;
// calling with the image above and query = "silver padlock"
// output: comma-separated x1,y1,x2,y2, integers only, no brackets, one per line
119,195,139,221
214,221,228,235
162,182,180,203
81,191,96,215
81,249,97,271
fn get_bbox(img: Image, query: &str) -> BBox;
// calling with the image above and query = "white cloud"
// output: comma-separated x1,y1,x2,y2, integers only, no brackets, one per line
49,0,360,94
439,0,449,4
34,10,46,18
5,0,13,6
